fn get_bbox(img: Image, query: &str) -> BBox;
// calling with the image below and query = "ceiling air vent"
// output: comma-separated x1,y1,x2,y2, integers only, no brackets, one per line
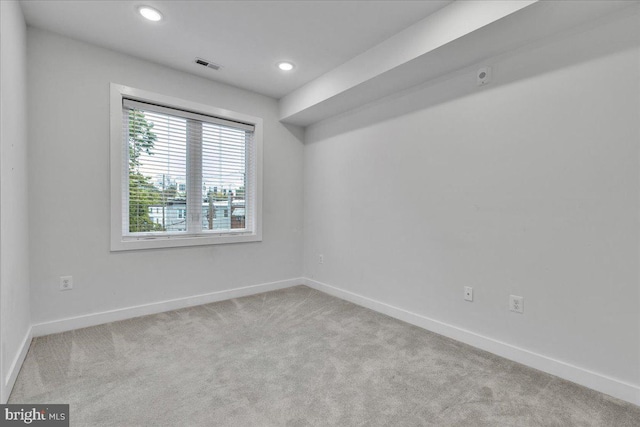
195,57,221,71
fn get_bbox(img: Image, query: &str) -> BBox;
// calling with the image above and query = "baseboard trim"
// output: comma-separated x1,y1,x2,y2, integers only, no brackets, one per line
32,278,303,337
1,326,32,404
303,278,640,407
25,276,640,406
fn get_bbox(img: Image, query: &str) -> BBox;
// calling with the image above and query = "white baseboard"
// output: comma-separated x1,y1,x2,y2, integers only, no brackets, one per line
23,276,640,406
303,278,640,407
1,326,32,404
32,278,303,337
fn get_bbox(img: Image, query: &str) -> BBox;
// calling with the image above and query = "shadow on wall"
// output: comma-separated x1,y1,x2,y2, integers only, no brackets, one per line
305,6,639,144
282,123,305,143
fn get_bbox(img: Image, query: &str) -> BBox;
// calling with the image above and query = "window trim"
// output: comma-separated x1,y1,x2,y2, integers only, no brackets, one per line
110,83,263,251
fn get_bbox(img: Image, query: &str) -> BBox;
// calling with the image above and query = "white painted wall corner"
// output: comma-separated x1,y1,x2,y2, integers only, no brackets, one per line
1,327,32,404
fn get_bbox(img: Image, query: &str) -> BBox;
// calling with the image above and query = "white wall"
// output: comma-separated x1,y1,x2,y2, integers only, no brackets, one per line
27,28,304,326
0,0,31,403
15,2,640,407
304,8,640,399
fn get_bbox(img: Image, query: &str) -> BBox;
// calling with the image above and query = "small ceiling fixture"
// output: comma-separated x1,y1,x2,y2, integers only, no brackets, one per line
138,6,163,22
277,62,295,71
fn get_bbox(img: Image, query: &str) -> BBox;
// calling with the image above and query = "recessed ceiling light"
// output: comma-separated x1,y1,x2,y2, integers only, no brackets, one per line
277,62,295,71
138,6,163,22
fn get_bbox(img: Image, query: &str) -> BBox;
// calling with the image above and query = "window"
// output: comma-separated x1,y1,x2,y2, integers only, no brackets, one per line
110,84,262,251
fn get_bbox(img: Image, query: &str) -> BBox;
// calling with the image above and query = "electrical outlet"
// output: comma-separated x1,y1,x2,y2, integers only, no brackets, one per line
60,276,73,291
319,254,324,264
464,286,473,302
510,295,523,313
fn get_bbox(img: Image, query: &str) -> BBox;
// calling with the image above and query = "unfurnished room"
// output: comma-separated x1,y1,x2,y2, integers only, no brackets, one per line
0,0,639,426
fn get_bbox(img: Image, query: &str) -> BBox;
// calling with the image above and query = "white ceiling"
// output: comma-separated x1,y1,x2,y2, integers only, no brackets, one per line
20,0,452,99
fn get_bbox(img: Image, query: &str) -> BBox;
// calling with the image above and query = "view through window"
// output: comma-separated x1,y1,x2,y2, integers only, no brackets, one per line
125,100,252,236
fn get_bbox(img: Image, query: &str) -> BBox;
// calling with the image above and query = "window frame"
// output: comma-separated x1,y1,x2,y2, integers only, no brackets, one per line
110,83,263,251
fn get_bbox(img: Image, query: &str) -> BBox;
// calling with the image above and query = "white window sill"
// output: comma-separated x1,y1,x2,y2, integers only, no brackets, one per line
111,232,262,251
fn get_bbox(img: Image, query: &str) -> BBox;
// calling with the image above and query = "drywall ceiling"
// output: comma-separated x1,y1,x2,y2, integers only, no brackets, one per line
21,0,634,126
19,0,452,99
280,0,637,126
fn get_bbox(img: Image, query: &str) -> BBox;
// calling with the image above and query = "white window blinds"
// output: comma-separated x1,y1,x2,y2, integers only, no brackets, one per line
122,98,255,238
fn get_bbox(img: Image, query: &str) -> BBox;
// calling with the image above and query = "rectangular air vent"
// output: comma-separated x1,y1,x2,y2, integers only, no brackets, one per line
195,57,221,71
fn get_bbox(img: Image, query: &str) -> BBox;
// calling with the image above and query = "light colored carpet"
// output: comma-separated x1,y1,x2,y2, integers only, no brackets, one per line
9,285,640,426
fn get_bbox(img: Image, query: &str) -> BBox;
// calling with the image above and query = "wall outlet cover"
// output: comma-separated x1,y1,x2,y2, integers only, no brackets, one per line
464,286,473,302
510,295,524,313
60,276,73,291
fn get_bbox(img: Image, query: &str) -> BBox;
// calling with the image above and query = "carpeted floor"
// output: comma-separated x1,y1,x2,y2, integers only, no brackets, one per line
9,285,640,426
